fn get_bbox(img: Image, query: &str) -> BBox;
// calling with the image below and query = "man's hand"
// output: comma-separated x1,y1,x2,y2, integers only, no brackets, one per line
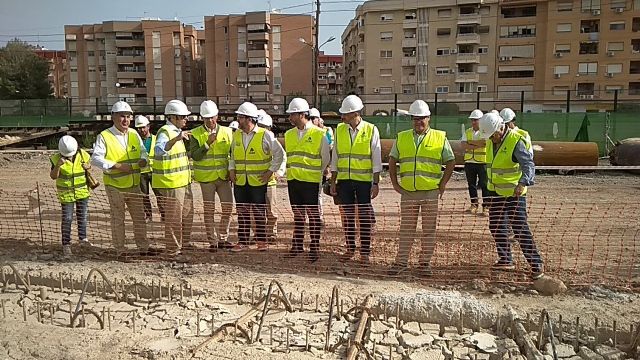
116,163,133,173
514,184,525,197
206,131,217,145
391,182,403,195
260,170,274,184
229,170,237,183
330,181,337,196
81,162,91,170
138,159,148,168
370,184,379,199
178,131,191,141
56,157,68,167
439,182,447,199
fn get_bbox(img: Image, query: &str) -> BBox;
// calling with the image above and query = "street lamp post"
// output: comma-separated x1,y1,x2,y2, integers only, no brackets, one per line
300,36,335,107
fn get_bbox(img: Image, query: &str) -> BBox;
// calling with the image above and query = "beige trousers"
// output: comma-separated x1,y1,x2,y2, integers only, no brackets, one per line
105,185,148,251
265,184,278,239
395,189,439,266
155,185,194,251
199,179,233,244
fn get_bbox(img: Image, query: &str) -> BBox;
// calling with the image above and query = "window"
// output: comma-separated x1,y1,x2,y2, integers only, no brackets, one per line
477,65,488,73
630,82,640,95
500,25,536,38
436,86,449,93
225,61,229,67
87,51,95,57
581,0,601,11
380,50,393,58
578,62,598,74
555,44,571,53
580,20,600,33
554,65,570,74
273,43,281,50
223,26,228,34
605,85,623,93
499,45,535,58
380,68,393,76
610,21,625,30
557,23,572,32
501,6,537,18
436,67,450,75
70,66,78,72
480,6,490,15
405,12,416,19
436,48,450,56
607,63,623,73
580,41,599,54
478,46,489,54
379,87,393,94
557,0,574,11
65,34,77,40
477,85,488,92
478,26,490,34
438,9,452,17
273,60,281,68
610,0,626,8
437,28,451,36
71,81,78,88
607,42,624,51
498,65,535,78
577,83,595,95
380,32,393,41
380,14,393,21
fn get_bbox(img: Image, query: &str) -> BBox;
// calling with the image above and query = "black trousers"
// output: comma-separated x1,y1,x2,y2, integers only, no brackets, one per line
234,184,267,245
464,162,488,206
287,179,322,253
336,179,374,256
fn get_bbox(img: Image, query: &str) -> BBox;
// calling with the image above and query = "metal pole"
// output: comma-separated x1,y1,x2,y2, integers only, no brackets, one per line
68,97,72,117
565,90,571,113
36,183,45,249
153,97,157,115
613,89,618,112
476,91,480,110
95,97,99,115
394,93,398,116
520,91,525,114
313,0,321,107
434,92,438,117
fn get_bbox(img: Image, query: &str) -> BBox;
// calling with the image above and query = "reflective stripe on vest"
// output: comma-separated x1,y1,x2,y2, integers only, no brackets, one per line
101,129,141,188
141,134,156,174
486,130,528,197
233,127,272,186
335,121,374,182
191,125,232,183
285,126,324,183
396,129,446,191
151,125,191,189
464,128,487,163
51,149,91,203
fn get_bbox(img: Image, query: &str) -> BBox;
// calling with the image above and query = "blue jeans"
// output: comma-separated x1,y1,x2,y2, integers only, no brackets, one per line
487,193,543,272
61,198,89,246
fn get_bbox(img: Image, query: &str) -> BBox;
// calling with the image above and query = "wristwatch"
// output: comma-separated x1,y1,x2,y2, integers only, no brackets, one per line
372,182,379,186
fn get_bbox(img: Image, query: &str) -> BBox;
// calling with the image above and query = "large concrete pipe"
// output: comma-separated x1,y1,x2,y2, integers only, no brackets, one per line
278,139,599,166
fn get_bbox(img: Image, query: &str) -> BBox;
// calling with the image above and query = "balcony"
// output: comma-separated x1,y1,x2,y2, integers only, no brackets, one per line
117,71,146,79
455,72,480,82
238,50,247,60
456,53,480,63
117,87,147,95
456,33,481,44
403,19,418,28
248,49,270,58
458,13,482,25
247,32,269,41
402,38,417,48
357,60,365,70
402,57,417,66
115,39,144,48
237,76,248,83
249,84,270,92
401,75,416,84
248,67,270,76
116,55,145,63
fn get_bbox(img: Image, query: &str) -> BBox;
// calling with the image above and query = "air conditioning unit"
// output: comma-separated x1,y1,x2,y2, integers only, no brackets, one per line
450,49,458,54
587,94,594,99
606,72,614,77
373,88,380,93
592,9,601,15
554,52,563,58
499,56,511,61
616,7,624,12
450,69,456,74
607,51,615,57
579,94,588,99
554,73,561,79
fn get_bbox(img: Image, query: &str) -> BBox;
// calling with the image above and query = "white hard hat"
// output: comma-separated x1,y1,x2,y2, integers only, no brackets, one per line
338,95,364,114
134,115,150,128
164,99,191,116
407,100,431,117
286,98,310,114
469,109,483,120
229,121,239,130
200,100,219,118
478,113,504,139
490,109,500,114
256,109,273,127
235,102,259,118
111,101,132,114
308,108,321,118
59,135,78,157
499,108,516,123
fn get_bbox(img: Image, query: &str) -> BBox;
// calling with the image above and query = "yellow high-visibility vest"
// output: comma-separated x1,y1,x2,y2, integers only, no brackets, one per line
151,125,191,189
464,128,487,163
233,127,272,186
335,121,374,182
285,126,324,183
101,129,142,188
396,129,446,191
191,125,232,183
50,149,91,203
486,130,528,197
141,134,156,174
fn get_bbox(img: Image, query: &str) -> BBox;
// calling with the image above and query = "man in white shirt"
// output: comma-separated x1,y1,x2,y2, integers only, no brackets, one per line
461,109,489,215
91,101,149,254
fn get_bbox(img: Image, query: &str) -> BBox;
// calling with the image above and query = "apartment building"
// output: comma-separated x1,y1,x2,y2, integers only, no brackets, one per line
33,49,68,98
64,20,205,105
204,12,314,106
343,0,640,113
317,51,344,96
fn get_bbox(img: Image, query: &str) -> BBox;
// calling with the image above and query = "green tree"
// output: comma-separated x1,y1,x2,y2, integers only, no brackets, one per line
0,39,52,99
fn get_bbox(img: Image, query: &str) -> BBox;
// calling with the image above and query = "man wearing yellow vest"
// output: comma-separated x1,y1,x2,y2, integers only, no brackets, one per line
256,109,283,242
91,101,149,254
51,135,92,257
134,115,162,222
229,102,285,252
152,99,194,255
461,109,489,215
329,95,382,263
500,108,533,156
189,100,234,251
388,100,456,275
478,112,544,279
284,98,331,262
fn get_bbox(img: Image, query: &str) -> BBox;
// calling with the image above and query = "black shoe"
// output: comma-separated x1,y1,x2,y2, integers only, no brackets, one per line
209,244,218,253
308,251,319,263
218,241,233,250
142,247,161,256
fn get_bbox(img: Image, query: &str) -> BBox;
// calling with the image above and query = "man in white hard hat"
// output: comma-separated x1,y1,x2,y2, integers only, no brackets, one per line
229,102,285,252
284,98,331,262
189,100,234,251
51,135,92,257
309,107,333,219
461,109,489,215
256,109,284,243
91,101,149,254
388,100,456,276
229,121,239,132
478,112,544,279
152,99,194,256
499,108,533,156
329,94,382,263
134,115,162,222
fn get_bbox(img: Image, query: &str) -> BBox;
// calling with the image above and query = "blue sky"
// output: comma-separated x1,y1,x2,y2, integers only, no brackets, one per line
0,0,361,54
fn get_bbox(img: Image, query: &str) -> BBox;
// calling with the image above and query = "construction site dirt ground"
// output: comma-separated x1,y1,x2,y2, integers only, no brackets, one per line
1,151,639,360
